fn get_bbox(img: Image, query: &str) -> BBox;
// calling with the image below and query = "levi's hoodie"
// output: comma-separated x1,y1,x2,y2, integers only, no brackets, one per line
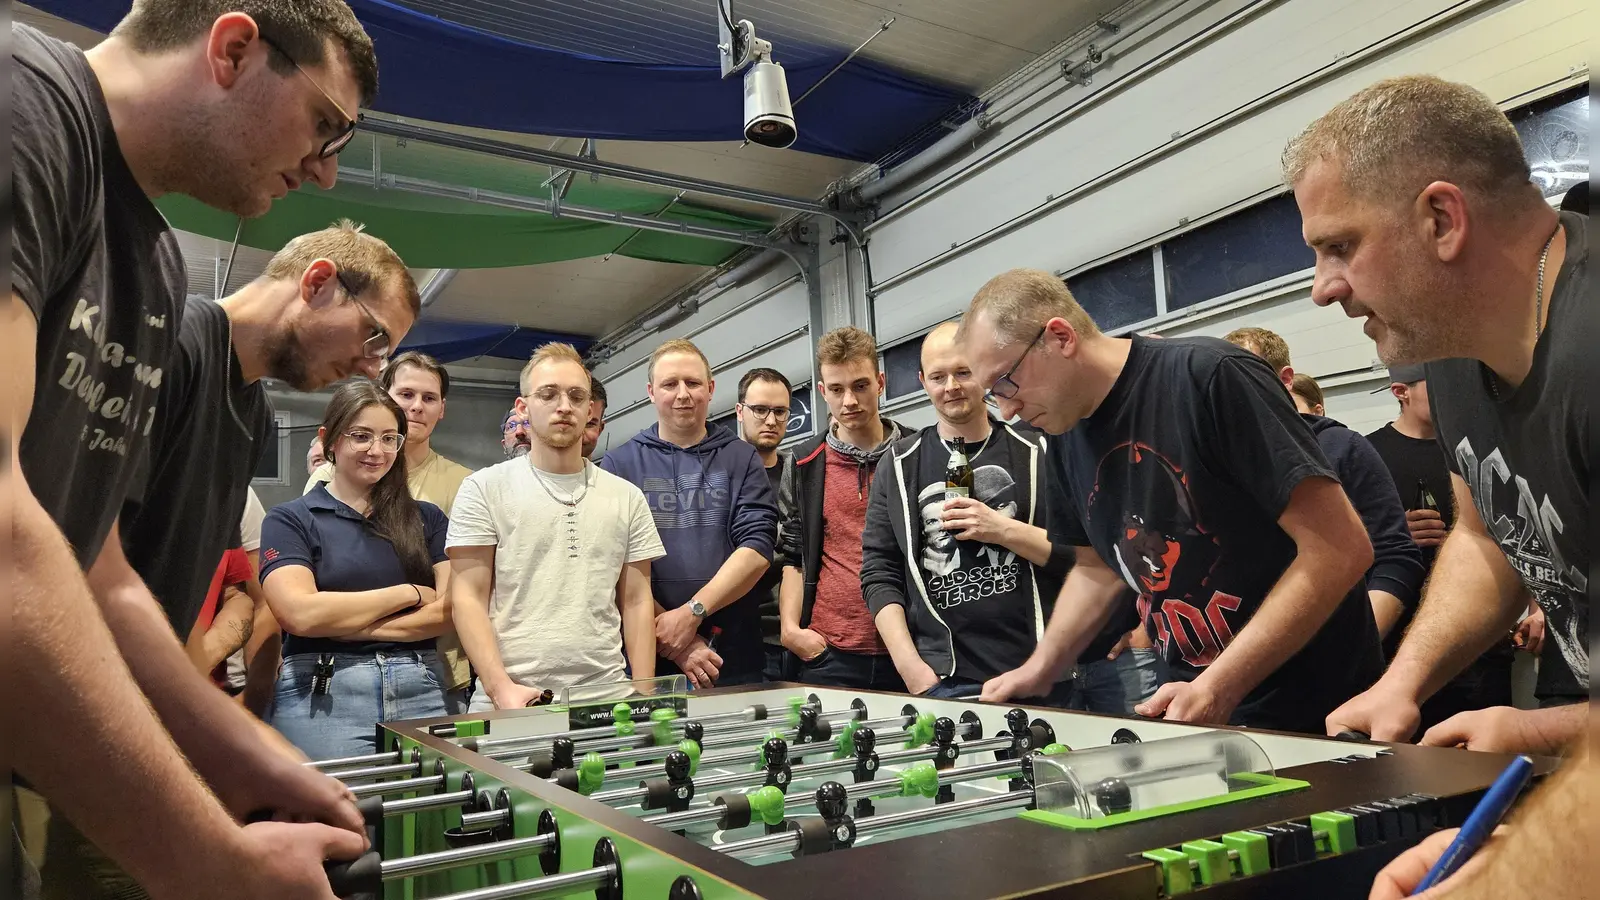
599,423,778,676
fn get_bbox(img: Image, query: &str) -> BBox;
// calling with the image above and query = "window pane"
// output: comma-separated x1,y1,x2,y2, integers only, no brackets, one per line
787,384,814,438
1508,86,1588,201
1066,251,1157,330
711,411,738,435
1163,193,1315,310
883,340,923,399
253,420,281,480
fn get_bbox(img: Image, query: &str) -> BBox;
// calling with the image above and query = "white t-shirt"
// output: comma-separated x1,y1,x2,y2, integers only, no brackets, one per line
447,457,664,691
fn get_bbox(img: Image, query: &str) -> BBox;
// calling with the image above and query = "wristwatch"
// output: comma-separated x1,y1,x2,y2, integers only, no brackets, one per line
688,600,707,618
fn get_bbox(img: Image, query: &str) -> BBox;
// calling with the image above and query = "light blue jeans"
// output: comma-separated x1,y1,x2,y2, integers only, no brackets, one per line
1068,649,1170,715
269,649,454,762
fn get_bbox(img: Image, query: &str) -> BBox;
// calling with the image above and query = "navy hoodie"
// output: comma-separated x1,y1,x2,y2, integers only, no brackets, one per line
1303,415,1425,614
600,423,778,679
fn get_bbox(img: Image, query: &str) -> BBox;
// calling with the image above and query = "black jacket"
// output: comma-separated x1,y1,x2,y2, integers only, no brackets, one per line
859,418,1076,678
775,419,904,630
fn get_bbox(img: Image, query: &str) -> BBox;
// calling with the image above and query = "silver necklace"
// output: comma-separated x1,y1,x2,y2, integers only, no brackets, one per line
530,457,591,558
943,431,991,461
1490,225,1559,401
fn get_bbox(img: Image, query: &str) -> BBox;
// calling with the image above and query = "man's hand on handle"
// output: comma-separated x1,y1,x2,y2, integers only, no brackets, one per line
1134,678,1235,725
232,820,368,900
1327,684,1423,743
489,682,547,711
1405,509,1448,548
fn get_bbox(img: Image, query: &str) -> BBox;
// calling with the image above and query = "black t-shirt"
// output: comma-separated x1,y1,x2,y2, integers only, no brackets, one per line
12,24,186,565
1364,422,1458,659
121,299,273,634
910,429,1049,680
756,455,787,646
1049,336,1383,732
1427,211,1591,702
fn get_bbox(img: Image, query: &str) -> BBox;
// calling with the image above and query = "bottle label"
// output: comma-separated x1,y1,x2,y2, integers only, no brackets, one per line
945,487,970,501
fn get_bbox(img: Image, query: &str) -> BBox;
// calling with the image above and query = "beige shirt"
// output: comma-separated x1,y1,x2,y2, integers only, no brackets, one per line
304,448,476,688
305,449,474,516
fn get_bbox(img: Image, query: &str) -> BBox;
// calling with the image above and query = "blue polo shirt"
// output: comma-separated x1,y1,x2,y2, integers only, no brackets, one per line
260,484,450,657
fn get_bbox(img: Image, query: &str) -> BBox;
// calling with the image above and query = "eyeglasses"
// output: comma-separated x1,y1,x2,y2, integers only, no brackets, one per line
529,386,592,408
742,404,790,422
338,274,391,360
258,34,357,159
985,326,1047,402
343,430,401,453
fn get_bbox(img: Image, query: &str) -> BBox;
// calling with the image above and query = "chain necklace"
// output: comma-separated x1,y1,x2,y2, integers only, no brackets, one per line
1490,224,1560,402
942,430,991,462
530,456,591,558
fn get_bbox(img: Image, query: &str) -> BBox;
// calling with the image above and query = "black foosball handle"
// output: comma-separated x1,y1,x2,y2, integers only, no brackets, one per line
325,850,383,897
1335,730,1372,742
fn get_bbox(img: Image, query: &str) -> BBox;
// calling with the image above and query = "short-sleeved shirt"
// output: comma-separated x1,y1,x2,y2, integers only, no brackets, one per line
121,298,272,634
1427,211,1591,701
447,458,665,691
12,24,186,565
260,484,450,657
1048,336,1383,732
307,450,474,516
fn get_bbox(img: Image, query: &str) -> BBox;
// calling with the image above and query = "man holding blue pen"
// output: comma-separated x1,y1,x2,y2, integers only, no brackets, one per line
1286,75,1594,899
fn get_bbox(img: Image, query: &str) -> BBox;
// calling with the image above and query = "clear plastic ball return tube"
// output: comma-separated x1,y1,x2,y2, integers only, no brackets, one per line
1031,731,1275,819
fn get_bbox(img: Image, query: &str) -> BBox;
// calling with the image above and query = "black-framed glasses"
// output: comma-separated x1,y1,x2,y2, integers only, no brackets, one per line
338,274,391,360
258,34,357,159
741,404,790,422
985,326,1047,402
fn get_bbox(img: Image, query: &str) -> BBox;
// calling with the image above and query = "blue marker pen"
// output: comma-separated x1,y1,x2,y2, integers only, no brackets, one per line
1412,754,1535,894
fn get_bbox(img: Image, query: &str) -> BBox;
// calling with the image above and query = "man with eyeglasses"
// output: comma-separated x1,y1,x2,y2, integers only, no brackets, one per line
448,344,663,711
862,322,1163,709
734,368,796,681
959,270,1383,734
10,2,382,897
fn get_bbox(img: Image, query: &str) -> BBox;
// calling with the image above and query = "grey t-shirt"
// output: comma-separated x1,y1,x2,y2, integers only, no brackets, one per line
1427,211,1591,700
447,458,666,694
12,24,186,565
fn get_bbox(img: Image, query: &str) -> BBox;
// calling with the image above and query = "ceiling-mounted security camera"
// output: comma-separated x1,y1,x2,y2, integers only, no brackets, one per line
717,0,797,149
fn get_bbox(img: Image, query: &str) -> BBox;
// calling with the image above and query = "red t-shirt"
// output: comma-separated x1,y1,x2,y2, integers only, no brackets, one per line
808,447,887,654
197,549,254,685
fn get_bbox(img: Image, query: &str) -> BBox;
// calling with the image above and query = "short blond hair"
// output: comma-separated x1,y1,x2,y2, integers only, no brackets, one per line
960,268,1100,347
1282,75,1532,205
520,342,586,396
817,326,879,371
648,338,712,383
1224,326,1292,373
262,220,420,316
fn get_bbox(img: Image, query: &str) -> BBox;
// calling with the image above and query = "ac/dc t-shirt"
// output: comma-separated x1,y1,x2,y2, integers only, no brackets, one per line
1048,336,1384,732
1427,211,1591,702
12,24,185,565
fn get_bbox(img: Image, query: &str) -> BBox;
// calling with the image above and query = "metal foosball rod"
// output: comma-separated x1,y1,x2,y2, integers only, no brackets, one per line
327,836,624,900
350,773,445,799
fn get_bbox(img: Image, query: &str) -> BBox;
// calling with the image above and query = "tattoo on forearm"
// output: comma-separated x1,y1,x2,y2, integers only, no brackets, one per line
228,617,253,648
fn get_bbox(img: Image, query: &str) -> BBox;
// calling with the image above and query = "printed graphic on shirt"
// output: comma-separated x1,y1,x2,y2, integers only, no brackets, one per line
59,296,168,458
1089,442,1239,669
640,470,731,530
917,465,1020,610
1454,436,1590,689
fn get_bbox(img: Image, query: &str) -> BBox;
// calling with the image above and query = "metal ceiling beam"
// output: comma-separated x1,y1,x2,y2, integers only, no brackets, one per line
359,116,830,219
337,166,778,249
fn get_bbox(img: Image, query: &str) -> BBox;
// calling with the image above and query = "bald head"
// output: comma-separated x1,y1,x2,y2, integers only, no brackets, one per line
919,320,982,426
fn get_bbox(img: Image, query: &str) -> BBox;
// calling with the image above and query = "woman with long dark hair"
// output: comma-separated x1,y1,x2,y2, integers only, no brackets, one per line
259,380,454,759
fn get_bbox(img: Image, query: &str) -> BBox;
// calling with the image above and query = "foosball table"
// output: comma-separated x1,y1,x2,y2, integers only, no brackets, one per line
312,679,1545,900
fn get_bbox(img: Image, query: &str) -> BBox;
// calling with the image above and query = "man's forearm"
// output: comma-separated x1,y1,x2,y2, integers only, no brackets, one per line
1383,527,1527,702
693,547,769,615
873,605,930,677
1031,556,1125,680
451,584,514,693
1444,723,1595,899
240,595,279,718
778,566,806,635
1196,550,1361,707
189,589,254,674
997,520,1054,568
620,587,656,681
1370,589,1405,640
13,497,244,898
85,550,293,804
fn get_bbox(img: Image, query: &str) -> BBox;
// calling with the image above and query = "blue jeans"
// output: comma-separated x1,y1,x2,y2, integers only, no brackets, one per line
925,676,1075,708
269,649,452,762
798,647,906,692
1068,649,1169,715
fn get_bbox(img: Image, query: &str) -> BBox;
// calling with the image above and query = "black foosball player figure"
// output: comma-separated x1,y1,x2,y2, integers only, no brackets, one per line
641,750,696,815
787,782,857,857
761,737,793,793
931,717,959,805
850,727,880,818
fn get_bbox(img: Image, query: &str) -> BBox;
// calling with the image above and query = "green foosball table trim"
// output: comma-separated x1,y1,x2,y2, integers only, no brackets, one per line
1018,772,1311,831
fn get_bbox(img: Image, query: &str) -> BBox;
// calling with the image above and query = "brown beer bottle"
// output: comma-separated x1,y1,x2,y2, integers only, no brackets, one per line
1414,478,1438,511
945,437,973,500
